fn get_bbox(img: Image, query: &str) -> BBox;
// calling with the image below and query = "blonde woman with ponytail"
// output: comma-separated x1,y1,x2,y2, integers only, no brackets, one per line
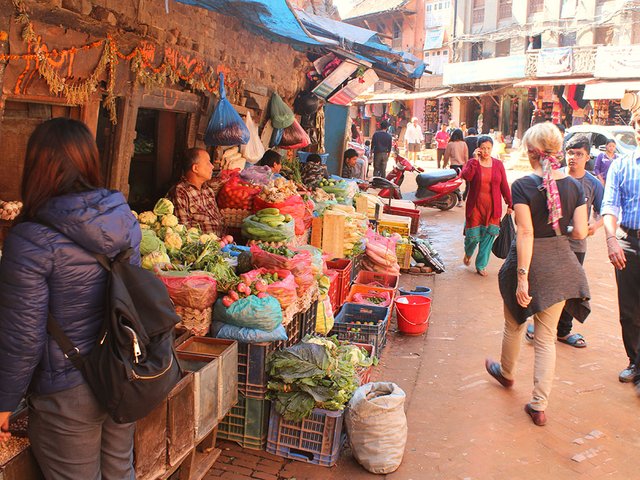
484,122,591,426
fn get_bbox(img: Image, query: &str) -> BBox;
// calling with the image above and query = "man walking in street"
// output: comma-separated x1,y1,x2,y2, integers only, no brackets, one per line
371,120,393,178
601,111,640,385
435,124,450,168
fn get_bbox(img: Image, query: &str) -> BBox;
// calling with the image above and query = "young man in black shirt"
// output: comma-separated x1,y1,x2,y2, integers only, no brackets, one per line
371,120,393,177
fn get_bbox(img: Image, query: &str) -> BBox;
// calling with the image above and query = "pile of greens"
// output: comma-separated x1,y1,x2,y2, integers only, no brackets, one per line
266,336,376,421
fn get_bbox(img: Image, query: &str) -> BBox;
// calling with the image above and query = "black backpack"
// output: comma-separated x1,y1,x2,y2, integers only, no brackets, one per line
44,225,182,424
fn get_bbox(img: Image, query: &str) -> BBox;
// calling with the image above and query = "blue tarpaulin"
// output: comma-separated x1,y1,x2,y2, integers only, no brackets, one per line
175,0,424,89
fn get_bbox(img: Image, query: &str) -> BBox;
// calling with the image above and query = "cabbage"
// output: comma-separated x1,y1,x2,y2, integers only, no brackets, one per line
153,198,174,216
141,250,170,270
161,214,179,227
140,229,164,256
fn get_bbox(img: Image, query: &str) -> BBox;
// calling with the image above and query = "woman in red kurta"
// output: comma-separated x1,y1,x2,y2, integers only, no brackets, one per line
461,135,513,275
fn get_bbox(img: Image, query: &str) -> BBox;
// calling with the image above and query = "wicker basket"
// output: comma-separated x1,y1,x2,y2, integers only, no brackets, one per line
175,305,213,336
220,208,251,228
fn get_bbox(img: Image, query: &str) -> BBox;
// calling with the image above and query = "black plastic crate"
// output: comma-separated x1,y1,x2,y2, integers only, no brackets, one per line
348,253,364,283
266,408,346,467
297,299,318,339
217,392,271,450
237,315,302,399
330,302,389,353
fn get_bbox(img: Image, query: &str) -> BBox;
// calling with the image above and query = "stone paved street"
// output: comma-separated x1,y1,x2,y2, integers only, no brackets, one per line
210,164,640,479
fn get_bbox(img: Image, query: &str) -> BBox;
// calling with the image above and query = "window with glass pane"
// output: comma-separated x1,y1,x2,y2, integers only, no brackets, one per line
473,0,485,24
498,0,512,20
471,41,484,61
496,39,511,57
528,0,544,14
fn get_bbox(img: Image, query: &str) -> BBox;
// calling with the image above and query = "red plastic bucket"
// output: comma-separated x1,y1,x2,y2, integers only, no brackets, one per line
394,295,431,335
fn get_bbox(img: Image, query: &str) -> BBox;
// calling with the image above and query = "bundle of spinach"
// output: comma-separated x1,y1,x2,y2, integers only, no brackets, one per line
266,336,361,421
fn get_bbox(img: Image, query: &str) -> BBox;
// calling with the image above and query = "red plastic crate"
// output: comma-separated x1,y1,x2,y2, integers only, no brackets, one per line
383,205,420,234
346,284,396,308
327,270,340,313
326,258,352,310
353,270,399,290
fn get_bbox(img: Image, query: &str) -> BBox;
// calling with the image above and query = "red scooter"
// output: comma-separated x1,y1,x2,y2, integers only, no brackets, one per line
372,155,463,211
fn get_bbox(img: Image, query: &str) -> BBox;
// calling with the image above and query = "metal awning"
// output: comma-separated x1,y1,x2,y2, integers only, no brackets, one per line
356,88,450,104
436,90,496,98
583,81,640,100
512,77,594,88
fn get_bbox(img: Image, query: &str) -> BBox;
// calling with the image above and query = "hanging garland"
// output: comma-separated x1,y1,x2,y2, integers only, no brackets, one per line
4,0,241,123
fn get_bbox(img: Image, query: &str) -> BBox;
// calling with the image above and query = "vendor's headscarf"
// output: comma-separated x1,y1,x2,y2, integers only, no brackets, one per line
535,148,563,233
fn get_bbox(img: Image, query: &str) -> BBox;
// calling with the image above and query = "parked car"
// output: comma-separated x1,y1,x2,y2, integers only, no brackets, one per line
564,125,637,171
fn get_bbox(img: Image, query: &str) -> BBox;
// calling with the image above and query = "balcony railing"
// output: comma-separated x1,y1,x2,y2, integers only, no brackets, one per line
498,2,512,20
525,45,598,77
472,8,484,24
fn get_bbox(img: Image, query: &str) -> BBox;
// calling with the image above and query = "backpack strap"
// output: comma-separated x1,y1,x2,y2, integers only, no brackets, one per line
46,314,85,370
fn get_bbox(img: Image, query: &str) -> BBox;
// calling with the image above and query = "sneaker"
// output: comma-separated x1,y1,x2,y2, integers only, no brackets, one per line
619,363,637,383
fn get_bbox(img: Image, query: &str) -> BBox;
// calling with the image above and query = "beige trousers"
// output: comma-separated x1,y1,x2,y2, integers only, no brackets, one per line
499,301,566,411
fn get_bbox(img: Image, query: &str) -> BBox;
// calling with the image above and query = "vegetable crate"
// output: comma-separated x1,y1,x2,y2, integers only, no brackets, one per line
377,213,411,238
396,243,413,270
236,314,304,399
354,270,399,290
266,408,346,467
348,253,364,282
352,343,375,385
383,205,420,234
327,269,340,313
346,284,396,308
297,299,319,340
326,258,352,310
330,303,389,353
217,393,271,450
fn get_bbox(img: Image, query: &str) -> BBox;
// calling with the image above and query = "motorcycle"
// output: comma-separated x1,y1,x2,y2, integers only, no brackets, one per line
372,155,463,211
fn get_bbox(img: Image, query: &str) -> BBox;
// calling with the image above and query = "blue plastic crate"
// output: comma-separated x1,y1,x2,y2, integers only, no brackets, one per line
298,152,329,164
266,407,346,467
330,302,389,353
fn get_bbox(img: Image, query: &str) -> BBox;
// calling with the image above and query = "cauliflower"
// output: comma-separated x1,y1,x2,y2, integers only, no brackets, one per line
131,210,138,219
138,211,158,226
140,224,151,230
156,226,173,240
161,214,179,227
164,231,183,253
186,227,201,243
199,233,219,244
141,250,170,270
173,224,186,234
153,198,174,216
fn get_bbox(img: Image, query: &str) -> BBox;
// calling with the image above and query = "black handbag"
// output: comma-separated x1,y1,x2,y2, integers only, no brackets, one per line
492,214,515,259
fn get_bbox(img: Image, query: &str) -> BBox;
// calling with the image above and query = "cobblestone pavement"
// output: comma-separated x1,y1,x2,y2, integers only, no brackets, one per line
209,166,640,479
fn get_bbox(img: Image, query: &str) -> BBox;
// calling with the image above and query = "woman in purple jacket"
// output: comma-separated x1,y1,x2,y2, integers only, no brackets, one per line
461,135,513,276
0,118,140,478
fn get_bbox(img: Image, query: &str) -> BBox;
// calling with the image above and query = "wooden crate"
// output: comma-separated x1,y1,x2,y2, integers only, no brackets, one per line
176,354,221,443
134,399,168,480
176,338,239,424
310,212,346,259
167,373,196,467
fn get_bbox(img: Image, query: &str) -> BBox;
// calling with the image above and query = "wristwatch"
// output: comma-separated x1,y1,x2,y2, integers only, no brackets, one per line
517,267,528,276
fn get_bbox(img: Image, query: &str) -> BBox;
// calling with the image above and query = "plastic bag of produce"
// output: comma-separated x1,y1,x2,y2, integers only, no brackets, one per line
241,111,265,163
270,92,295,129
279,119,311,150
205,73,250,146
213,295,282,331
250,245,314,295
241,216,295,243
253,195,306,236
346,382,407,474
211,321,288,343
351,291,392,307
240,268,298,309
217,174,261,210
365,230,400,274
296,245,323,277
157,271,218,310
240,165,273,186
315,295,334,335
318,178,356,205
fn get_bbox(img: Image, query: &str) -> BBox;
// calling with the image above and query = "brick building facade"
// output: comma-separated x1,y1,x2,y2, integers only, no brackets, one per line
0,0,312,209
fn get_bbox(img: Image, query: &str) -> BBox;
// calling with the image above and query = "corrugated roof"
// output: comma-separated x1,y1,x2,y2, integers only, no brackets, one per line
342,0,409,20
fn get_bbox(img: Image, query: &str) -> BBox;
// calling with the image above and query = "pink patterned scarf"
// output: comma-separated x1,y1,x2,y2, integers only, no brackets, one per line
538,150,563,234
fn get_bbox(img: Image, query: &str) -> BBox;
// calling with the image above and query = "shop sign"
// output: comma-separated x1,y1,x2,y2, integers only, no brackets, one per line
424,28,444,51
329,69,379,105
594,45,640,79
443,54,526,85
537,47,573,77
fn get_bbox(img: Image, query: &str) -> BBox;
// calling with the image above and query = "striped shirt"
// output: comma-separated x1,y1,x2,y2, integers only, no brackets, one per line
601,148,640,229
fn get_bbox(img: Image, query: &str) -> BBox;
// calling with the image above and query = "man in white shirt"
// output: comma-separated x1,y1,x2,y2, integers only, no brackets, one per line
404,117,423,164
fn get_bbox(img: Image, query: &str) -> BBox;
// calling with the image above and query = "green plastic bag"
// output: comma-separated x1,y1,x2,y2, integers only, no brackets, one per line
270,93,295,129
241,217,295,243
213,295,283,331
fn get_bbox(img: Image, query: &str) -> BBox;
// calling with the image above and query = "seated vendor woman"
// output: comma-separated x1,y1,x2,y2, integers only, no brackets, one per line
300,153,329,189
167,147,224,236
258,150,283,175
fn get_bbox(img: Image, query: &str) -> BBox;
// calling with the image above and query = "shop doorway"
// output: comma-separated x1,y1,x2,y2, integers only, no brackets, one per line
127,108,188,212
